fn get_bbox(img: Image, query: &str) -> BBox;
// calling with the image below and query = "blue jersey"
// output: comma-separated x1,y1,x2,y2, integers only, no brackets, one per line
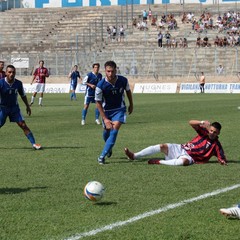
0,78,25,107
95,75,130,111
83,72,102,97
70,71,80,85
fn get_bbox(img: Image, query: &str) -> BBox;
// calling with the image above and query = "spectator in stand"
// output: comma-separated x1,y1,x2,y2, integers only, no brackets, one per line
112,26,117,41
165,31,171,48
0,60,5,79
223,36,228,47
202,36,210,47
157,19,165,30
142,9,148,21
132,18,137,28
171,38,177,48
183,38,188,48
196,36,202,47
106,25,112,41
119,25,125,42
187,12,194,22
148,8,152,21
182,12,187,23
236,35,240,46
178,38,183,48
151,16,157,27
214,36,220,47
158,31,163,48
141,20,148,31
217,65,224,75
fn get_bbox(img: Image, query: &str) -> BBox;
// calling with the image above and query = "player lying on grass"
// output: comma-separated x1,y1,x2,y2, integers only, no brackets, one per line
0,65,41,150
125,120,227,166
220,204,240,219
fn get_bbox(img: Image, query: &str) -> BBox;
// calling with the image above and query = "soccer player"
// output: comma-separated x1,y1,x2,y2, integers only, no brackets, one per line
68,65,82,101
199,72,205,93
81,63,102,125
0,60,5,79
95,60,133,164
125,120,227,166
30,60,49,106
220,204,240,219
0,65,41,150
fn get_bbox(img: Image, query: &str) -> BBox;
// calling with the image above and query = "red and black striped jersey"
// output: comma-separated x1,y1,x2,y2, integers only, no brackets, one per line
182,126,227,164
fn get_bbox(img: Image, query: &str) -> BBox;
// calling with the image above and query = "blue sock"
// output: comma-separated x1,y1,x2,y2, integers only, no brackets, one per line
73,92,76,99
95,108,100,119
103,129,110,142
100,129,118,158
70,93,74,100
82,109,87,120
26,132,35,145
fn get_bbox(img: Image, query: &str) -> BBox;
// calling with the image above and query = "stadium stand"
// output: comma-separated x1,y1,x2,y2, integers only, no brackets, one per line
0,3,240,83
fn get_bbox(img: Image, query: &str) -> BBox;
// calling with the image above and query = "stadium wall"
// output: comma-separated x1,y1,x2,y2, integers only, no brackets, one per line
22,0,240,8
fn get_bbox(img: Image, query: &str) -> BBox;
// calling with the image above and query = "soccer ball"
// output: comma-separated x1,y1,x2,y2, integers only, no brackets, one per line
84,181,105,202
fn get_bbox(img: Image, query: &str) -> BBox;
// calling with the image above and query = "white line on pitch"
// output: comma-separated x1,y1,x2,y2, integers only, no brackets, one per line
64,184,240,240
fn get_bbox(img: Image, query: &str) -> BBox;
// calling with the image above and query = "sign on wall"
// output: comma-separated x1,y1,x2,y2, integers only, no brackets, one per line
11,58,29,68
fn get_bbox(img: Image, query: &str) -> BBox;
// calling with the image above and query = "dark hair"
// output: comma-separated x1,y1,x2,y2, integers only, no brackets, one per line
104,61,116,69
74,65,78,68
92,63,100,68
211,122,222,131
39,60,44,64
6,64,15,70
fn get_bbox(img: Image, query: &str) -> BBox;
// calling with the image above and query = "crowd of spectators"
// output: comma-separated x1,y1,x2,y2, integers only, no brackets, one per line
129,8,240,49
106,25,125,42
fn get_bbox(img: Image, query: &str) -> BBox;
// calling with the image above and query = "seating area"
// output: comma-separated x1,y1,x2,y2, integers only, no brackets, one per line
0,3,240,79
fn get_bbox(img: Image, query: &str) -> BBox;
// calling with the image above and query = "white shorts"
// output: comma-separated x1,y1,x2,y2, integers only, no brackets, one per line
165,144,194,164
34,83,45,93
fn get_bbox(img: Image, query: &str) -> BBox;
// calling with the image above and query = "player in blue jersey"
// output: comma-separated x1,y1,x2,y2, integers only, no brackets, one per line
95,61,134,164
81,63,102,125
0,65,41,150
68,65,82,101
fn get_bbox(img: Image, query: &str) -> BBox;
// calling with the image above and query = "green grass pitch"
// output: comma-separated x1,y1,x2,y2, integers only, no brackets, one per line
1,93,240,240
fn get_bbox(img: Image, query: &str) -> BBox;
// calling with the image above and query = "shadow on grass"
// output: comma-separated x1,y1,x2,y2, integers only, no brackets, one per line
0,186,47,194
94,201,117,206
107,157,149,164
0,146,84,150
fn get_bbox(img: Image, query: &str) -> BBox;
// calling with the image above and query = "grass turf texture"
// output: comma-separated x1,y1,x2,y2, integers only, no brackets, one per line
0,93,240,240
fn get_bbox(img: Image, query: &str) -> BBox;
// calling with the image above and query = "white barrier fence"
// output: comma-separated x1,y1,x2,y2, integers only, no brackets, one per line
133,83,178,93
23,83,240,94
180,83,240,94
23,84,86,94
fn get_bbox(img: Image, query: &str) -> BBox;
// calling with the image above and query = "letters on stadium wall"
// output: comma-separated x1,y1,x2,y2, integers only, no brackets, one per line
22,0,238,8
23,84,86,93
180,83,240,94
133,83,177,93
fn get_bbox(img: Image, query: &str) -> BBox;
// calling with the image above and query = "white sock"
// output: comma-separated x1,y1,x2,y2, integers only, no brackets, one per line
135,145,160,159
39,97,43,105
160,158,184,166
31,96,35,103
